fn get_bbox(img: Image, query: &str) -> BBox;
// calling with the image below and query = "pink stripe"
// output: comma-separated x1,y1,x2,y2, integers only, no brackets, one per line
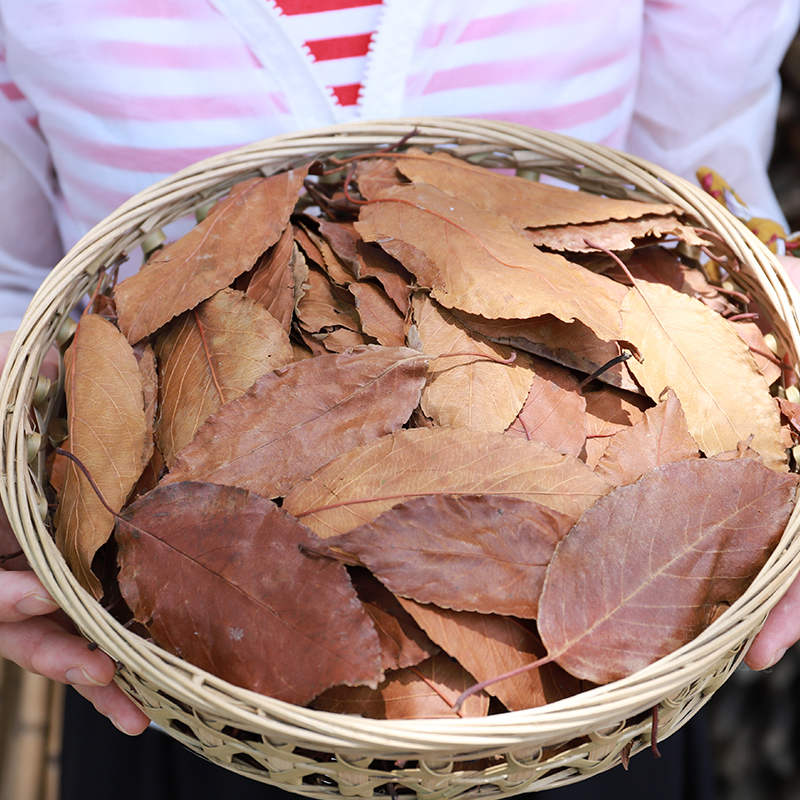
81,0,216,20
91,39,262,70
53,128,249,173
0,81,24,101
420,1,594,48
56,87,287,122
459,1,596,42
467,83,634,132
418,47,630,95
56,165,141,219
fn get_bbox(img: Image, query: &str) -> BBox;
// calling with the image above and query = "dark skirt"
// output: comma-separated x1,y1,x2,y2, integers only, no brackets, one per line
60,688,716,800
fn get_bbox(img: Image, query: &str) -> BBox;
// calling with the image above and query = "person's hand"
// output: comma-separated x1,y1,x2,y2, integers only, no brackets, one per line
0,330,150,735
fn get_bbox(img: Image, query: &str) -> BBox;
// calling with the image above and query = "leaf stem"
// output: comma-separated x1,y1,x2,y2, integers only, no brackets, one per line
453,653,554,712
55,448,121,520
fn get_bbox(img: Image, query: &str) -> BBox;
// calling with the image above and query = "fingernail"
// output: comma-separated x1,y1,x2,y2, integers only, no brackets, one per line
14,592,59,616
767,647,788,669
111,717,145,736
65,667,107,687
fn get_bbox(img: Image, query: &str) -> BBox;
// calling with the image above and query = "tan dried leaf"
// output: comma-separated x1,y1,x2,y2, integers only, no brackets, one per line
283,427,611,538
594,388,700,486
355,183,626,341
154,288,294,467
412,293,534,432
390,148,679,228
55,314,149,597
621,280,786,469
505,356,587,457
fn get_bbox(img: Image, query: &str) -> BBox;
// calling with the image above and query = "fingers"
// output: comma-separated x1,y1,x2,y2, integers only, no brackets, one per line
0,568,59,622
0,614,117,686
745,573,800,669
0,566,150,734
73,682,152,736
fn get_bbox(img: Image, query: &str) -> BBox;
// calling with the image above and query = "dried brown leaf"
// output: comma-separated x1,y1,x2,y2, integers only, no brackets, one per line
505,356,587,457
162,346,430,498
115,167,308,343
116,481,382,704
349,280,406,347
412,293,534,432
154,288,294,467
283,427,611,538
621,280,786,469
350,569,439,672
329,495,572,619
242,224,296,330
593,388,700,486
390,149,679,228
582,387,651,468
454,311,640,393
355,183,626,340
398,599,582,712
538,458,797,683
355,240,414,315
55,314,149,597
296,265,362,334
312,653,489,719
524,215,708,253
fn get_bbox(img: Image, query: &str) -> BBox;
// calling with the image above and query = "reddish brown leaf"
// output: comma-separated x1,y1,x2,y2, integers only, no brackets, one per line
350,569,439,671
133,341,157,470
296,265,362,334
162,346,430,498
243,224,296,330
593,388,700,486
505,356,587,457
311,653,490,719
354,157,404,199
295,217,355,286
538,458,798,684
317,218,362,278
283,427,611,538
355,240,413,315
349,280,406,347
329,495,573,618
398,599,582,712
154,288,294,467
55,314,149,597
731,320,783,387
115,167,308,343
355,182,627,340
598,246,685,290
116,481,382,704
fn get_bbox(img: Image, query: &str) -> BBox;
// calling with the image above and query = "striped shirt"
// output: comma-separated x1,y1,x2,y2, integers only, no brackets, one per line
0,0,797,329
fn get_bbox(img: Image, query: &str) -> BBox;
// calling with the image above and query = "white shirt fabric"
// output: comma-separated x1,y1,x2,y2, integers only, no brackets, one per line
0,0,797,330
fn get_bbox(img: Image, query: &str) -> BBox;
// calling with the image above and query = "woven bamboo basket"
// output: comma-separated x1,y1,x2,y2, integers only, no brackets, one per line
3,117,800,797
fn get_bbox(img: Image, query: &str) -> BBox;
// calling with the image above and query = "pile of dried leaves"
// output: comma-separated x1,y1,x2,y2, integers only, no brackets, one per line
50,145,800,721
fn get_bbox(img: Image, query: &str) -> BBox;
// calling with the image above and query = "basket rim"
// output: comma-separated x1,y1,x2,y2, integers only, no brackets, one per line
3,116,800,758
